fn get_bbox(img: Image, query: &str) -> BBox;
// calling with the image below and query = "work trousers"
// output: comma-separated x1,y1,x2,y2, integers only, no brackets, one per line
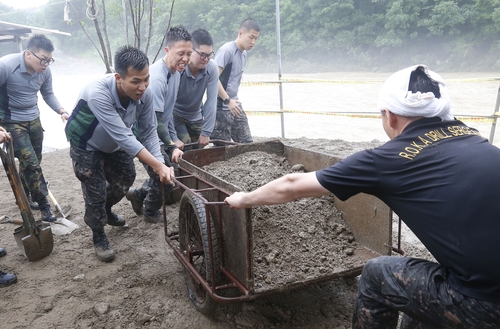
211,106,253,144
139,146,175,212
174,115,203,151
1,118,48,202
70,146,135,230
353,256,500,329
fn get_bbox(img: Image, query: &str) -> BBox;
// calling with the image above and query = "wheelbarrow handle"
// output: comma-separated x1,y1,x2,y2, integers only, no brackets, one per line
208,139,241,146
182,139,242,148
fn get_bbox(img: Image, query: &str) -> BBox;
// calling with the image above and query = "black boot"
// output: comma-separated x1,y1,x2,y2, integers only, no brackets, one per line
16,193,40,210
106,209,126,227
0,270,17,287
39,198,56,222
0,247,6,257
92,229,115,262
163,184,182,205
28,194,40,210
143,207,162,223
126,187,145,215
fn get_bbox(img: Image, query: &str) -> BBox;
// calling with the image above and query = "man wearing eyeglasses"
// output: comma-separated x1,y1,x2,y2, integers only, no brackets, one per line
0,34,67,222
172,29,219,151
211,18,260,144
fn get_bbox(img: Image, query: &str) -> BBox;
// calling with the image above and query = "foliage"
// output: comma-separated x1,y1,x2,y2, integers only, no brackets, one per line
0,0,499,72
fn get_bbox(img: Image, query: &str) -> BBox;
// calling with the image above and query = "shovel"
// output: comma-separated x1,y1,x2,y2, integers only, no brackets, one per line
0,138,53,261
0,215,22,225
46,186,79,235
46,182,73,219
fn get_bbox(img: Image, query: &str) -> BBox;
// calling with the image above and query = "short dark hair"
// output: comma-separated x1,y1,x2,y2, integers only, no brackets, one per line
191,29,213,49
114,45,149,78
239,18,260,33
166,26,191,47
27,34,54,53
408,66,441,98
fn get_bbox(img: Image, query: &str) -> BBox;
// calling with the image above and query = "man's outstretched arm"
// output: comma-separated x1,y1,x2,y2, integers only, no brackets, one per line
225,172,330,209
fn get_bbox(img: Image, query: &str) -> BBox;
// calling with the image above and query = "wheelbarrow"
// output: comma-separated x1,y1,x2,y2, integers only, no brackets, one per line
163,140,397,315
0,138,53,261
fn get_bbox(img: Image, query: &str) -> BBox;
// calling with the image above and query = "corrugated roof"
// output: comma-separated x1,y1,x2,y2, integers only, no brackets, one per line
0,20,70,44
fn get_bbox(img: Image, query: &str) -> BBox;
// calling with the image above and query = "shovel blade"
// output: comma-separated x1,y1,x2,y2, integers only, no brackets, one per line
57,205,72,219
14,223,54,261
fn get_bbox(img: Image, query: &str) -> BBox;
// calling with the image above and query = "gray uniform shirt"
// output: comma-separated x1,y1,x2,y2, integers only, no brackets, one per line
149,59,180,143
65,74,163,162
215,41,246,110
173,59,219,136
0,51,62,121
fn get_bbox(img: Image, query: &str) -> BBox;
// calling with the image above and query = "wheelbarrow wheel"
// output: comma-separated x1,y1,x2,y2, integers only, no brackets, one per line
178,191,221,315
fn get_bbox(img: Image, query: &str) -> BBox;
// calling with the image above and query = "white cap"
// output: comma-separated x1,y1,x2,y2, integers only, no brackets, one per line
377,64,453,121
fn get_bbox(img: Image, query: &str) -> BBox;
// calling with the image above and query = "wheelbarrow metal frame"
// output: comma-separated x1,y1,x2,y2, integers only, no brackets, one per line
164,140,396,304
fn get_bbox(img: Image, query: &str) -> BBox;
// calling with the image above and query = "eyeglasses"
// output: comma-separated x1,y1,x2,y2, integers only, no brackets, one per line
192,48,214,61
31,52,55,66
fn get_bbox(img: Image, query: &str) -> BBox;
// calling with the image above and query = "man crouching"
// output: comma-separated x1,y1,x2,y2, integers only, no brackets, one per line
65,46,174,262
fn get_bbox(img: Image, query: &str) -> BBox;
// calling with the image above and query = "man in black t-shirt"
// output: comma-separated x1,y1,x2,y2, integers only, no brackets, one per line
225,65,500,328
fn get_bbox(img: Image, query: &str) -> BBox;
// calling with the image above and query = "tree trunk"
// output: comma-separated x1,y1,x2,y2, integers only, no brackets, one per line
144,0,153,55
153,0,176,63
101,0,113,67
122,0,129,45
128,0,142,48
89,0,112,73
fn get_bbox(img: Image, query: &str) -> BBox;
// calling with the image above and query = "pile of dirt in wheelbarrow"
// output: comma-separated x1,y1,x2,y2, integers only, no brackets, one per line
0,137,433,329
202,151,360,292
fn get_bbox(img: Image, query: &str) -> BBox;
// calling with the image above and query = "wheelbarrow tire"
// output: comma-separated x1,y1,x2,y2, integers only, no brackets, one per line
178,191,221,316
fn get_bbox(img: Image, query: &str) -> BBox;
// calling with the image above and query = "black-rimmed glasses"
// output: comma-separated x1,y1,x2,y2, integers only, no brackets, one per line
31,52,55,66
192,48,214,61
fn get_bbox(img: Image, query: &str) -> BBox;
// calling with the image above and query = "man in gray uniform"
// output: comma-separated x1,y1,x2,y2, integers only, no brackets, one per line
211,18,260,144
150,26,188,152
173,29,219,151
65,45,175,262
0,34,68,222
126,26,189,223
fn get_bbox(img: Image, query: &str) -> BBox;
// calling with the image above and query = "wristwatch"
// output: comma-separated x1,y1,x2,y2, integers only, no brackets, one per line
223,97,231,105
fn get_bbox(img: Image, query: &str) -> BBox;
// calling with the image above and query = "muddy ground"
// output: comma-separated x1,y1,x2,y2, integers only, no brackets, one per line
0,137,433,329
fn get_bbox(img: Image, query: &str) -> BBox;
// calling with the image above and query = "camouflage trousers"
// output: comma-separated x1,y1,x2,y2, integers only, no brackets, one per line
211,106,253,144
353,256,500,329
0,118,48,202
174,115,203,151
135,146,176,212
70,146,135,230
